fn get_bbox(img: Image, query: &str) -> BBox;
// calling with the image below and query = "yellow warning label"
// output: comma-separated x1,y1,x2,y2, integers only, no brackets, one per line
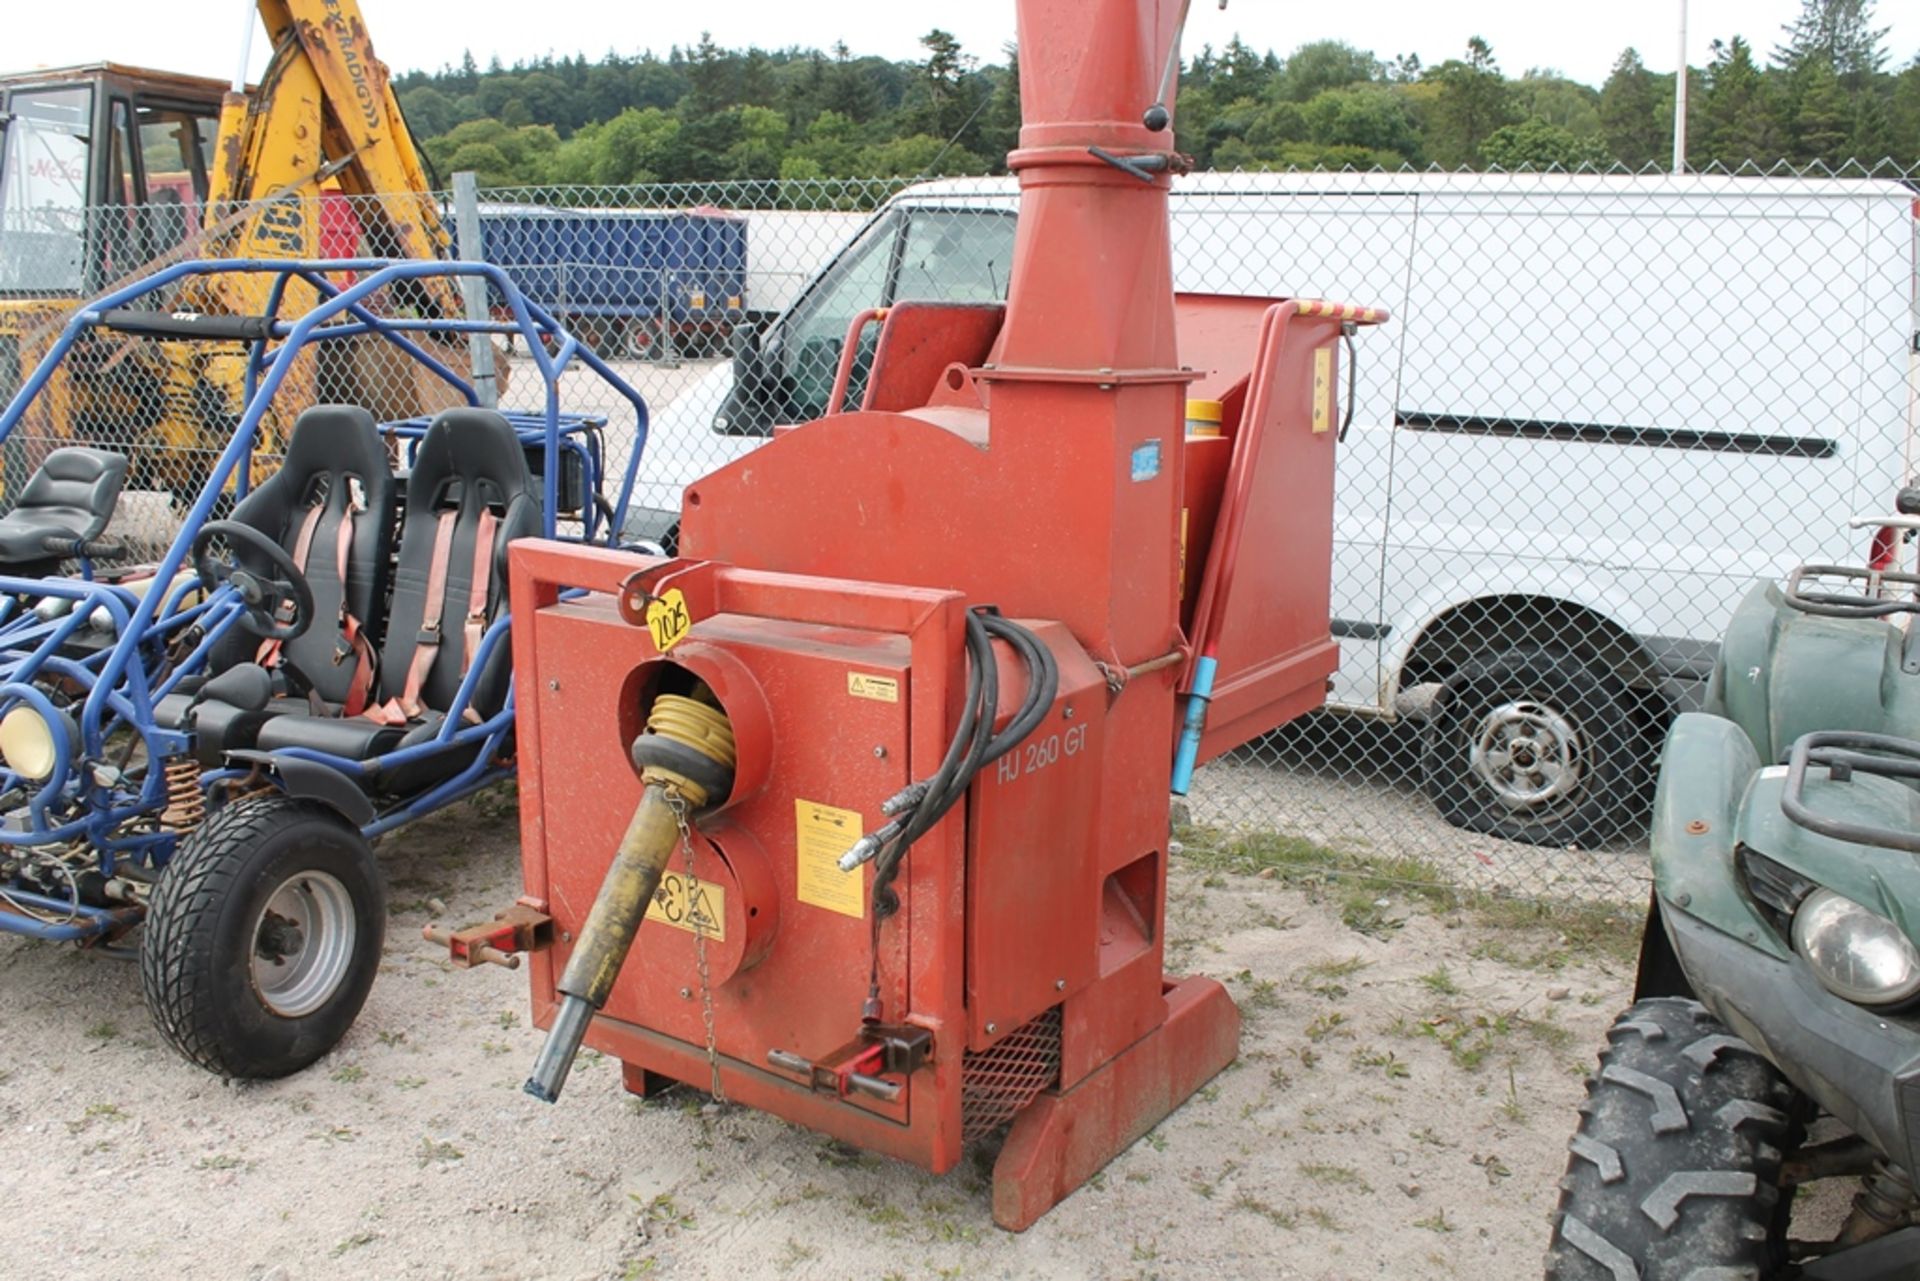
847,672,899,703
1311,346,1334,434
795,799,865,918
645,587,693,652
689,290,707,309
645,870,725,941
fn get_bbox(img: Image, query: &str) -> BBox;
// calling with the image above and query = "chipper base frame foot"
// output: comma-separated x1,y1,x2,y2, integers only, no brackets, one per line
991,975,1241,1231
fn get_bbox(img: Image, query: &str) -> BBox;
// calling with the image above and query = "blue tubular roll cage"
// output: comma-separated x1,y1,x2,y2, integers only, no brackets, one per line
0,258,653,941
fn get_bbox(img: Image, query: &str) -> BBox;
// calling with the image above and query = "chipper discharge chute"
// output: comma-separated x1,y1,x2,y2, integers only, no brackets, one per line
435,0,1388,1230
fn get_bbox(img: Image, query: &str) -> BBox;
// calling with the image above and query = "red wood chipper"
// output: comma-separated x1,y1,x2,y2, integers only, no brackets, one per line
438,0,1385,1230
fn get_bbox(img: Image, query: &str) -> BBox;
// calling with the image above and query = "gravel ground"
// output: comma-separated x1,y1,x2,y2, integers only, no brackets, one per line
0,789,1632,1281
1187,718,1652,907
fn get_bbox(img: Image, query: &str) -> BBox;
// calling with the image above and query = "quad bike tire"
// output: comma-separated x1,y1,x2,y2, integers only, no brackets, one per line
1546,997,1802,1280
142,793,385,1080
1421,645,1641,848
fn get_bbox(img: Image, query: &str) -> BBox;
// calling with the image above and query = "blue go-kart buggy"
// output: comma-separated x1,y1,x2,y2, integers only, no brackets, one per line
0,258,648,1078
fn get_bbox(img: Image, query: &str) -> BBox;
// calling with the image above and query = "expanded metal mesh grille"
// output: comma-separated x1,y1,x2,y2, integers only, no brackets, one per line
961,1006,1063,1143
4,163,1916,907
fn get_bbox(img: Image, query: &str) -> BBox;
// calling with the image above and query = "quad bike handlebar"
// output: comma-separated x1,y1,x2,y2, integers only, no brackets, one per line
1783,563,1920,619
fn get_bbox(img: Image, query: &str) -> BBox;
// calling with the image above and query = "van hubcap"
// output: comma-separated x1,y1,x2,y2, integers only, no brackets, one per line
1470,700,1583,810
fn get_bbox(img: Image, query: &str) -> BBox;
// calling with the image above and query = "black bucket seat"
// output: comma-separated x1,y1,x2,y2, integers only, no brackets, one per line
249,408,539,791
161,405,398,757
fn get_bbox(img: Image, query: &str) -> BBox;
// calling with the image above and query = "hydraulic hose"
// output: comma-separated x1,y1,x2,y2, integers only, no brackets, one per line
847,609,1058,919
525,692,735,1104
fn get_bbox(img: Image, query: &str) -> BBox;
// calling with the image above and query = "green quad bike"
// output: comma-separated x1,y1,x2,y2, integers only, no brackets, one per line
1547,503,1920,1279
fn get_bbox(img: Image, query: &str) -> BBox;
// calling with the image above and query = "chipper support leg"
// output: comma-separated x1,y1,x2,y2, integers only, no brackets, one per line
992,975,1241,1231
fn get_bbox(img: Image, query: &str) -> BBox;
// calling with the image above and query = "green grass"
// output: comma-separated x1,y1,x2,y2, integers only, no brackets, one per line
1297,955,1369,998
1174,822,1641,967
1299,1162,1372,1193
1232,1194,1299,1229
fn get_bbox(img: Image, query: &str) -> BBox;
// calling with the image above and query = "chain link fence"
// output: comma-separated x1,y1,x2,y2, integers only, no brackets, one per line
3,164,1915,907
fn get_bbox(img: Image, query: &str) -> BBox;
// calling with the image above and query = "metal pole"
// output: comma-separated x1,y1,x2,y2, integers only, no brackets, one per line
230,0,258,94
451,171,499,408
659,268,679,369
1672,0,1690,174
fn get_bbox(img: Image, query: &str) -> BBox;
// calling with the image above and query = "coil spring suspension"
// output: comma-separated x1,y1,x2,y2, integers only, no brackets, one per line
160,756,206,832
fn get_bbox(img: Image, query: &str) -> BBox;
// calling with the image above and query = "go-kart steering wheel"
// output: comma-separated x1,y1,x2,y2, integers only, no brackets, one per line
191,520,316,641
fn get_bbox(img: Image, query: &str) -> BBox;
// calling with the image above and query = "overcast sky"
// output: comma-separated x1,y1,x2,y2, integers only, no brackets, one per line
7,1,1916,91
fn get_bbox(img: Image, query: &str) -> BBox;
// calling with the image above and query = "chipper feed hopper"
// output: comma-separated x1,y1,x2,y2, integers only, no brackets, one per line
442,0,1386,1229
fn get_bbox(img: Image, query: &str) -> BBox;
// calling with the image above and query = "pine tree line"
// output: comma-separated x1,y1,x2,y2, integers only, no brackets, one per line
392,2,1920,188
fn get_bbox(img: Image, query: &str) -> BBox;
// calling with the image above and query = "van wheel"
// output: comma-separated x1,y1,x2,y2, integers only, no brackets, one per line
1545,998,1800,1280
1420,646,1639,848
625,317,664,359
142,794,385,1080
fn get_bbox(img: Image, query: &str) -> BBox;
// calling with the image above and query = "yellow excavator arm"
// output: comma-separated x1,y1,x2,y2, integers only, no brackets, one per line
158,0,472,481
202,0,456,314
0,0,475,501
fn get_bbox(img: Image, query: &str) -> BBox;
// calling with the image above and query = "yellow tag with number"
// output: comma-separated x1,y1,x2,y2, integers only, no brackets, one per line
645,587,692,652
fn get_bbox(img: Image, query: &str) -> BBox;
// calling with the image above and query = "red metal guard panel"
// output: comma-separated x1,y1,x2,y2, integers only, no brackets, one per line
964,622,1107,1047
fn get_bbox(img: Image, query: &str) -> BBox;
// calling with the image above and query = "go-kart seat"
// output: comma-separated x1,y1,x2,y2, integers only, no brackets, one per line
159,405,399,758
251,408,539,791
0,447,130,577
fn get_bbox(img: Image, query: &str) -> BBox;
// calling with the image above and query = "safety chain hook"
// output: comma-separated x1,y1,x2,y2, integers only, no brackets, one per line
666,788,725,1104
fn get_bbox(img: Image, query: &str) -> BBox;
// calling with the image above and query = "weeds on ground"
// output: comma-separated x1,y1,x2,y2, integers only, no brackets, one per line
633,1192,696,1232
1298,1162,1372,1193
778,1239,820,1271
1296,955,1369,999
1230,969,1282,1009
66,1102,127,1134
1351,1046,1410,1079
416,1136,464,1166
1304,1011,1348,1042
1173,823,1639,966
1232,1194,1299,1229
330,1232,377,1258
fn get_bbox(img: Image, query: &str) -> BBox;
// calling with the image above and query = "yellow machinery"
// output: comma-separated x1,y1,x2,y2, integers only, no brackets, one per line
0,0,462,493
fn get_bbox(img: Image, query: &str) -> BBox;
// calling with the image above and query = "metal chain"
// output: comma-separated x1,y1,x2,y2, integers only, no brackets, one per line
665,789,725,1104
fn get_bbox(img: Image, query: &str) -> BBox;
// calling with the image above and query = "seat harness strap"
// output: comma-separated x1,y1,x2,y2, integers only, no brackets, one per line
330,489,377,717
363,507,458,726
256,500,326,669
462,508,499,677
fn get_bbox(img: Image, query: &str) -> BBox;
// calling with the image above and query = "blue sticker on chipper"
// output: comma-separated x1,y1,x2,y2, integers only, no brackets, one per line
1129,440,1162,482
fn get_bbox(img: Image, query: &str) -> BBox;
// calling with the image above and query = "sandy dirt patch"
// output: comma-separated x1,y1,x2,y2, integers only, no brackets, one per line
0,791,1631,1280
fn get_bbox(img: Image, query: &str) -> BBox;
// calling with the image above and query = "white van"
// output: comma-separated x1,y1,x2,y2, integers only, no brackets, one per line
627,172,1920,848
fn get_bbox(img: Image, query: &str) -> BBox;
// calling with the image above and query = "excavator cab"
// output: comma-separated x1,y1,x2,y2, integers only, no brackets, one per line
0,63,224,300
0,1,464,499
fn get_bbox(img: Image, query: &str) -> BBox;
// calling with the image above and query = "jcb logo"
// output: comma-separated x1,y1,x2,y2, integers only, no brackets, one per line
252,202,305,255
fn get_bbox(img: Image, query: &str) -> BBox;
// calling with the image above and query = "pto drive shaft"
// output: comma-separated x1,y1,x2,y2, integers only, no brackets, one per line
525,692,735,1103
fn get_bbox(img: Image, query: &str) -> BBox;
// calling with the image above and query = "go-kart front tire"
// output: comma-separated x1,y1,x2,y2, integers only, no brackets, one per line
1546,997,1801,1280
142,794,385,1080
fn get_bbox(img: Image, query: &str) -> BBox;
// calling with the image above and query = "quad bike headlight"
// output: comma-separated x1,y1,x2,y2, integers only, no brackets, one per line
1792,889,1920,1007
0,705,69,782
